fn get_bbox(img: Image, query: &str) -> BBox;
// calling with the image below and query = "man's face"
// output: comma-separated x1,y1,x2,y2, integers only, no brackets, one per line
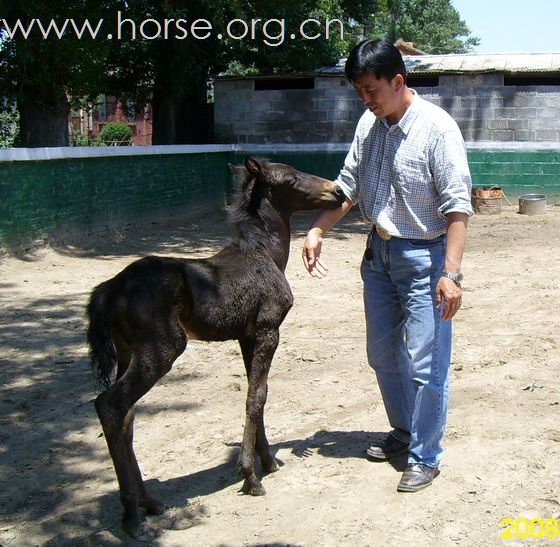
352,73,400,118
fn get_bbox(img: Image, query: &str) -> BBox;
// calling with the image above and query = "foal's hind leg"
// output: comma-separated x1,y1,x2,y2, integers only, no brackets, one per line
97,339,184,538
239,337,278,474
116,342,166,515
124,410,166,516
96,382,144,538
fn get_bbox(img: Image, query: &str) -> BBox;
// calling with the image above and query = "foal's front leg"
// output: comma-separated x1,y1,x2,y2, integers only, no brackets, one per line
239,328,279,495
239,337,278,475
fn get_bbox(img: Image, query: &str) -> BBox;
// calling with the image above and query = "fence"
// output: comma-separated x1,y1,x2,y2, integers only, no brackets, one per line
1,142,560,254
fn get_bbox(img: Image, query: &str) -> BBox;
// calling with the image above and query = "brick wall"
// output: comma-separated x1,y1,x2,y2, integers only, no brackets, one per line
214,74,560,144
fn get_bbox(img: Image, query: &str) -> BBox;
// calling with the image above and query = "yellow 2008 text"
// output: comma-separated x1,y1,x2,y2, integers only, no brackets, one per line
500,517,558,539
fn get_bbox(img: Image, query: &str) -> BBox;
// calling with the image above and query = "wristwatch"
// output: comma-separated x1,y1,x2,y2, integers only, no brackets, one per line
441,271,464,287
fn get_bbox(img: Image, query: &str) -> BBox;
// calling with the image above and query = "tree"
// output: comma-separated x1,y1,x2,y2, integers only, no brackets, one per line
0,101,19,147
101,0,234,144
3,0,349,146
367,0,479,53
0,0,112,147
220,0,348,76
0,0,478,147
106,0,351,143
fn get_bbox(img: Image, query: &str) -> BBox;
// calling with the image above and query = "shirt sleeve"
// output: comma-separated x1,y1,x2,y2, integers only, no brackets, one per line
334,114,368,206
430,130,474,219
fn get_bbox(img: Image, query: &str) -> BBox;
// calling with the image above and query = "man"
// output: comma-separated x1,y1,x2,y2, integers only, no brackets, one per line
302,39,473,492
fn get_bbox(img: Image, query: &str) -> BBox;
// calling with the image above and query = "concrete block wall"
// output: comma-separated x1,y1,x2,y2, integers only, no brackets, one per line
215,77,363,144
422,74,560,142
214,74,560,144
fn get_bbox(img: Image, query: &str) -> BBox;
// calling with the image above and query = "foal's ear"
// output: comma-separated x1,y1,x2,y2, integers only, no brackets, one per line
229,163,248,180
245,156,262,175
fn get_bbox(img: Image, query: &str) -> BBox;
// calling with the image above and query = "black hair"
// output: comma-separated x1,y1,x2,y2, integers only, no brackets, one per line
345,39,407,85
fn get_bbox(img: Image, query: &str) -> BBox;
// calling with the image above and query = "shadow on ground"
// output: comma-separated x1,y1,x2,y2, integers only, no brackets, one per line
0,207,369,544
4,206,368,262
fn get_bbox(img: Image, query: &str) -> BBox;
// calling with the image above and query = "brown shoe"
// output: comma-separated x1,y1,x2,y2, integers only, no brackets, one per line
366,435,409,461
397,464,440,492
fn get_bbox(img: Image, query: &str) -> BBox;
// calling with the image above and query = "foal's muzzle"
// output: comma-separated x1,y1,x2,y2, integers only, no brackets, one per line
333,186,345,203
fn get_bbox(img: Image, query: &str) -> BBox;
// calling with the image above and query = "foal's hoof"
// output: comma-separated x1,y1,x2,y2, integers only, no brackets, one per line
241,479,267,496
141,496,167,516
122,509,141,537
263,458,279,474
122,515,160,542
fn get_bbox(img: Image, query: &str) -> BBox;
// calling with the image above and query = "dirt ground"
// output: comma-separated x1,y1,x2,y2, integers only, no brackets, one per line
1,204,559,547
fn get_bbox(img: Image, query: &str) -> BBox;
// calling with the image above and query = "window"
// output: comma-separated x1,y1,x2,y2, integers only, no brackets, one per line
407,75,439,87
96,94,107,122
504,75,560,86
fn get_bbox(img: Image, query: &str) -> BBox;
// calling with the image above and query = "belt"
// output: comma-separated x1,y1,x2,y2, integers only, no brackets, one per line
373,224,392,241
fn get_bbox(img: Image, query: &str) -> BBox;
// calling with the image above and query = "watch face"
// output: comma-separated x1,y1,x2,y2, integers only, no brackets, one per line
443,272,463,283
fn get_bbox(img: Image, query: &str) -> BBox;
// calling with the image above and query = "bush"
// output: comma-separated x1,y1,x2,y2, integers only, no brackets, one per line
70,130,104,146
0,109,20,148
99,122,133,146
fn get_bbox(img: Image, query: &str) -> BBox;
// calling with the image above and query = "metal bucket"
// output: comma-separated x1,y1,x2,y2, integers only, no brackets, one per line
518,194,547,215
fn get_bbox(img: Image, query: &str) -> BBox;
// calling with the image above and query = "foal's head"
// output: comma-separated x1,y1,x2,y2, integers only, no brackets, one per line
230,156,346,215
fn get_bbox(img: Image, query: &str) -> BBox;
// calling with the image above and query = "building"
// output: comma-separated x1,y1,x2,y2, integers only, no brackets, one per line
69,95,153,145
214,52,560,144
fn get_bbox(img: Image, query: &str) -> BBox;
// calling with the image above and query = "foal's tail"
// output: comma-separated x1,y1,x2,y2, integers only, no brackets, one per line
86,281,117,390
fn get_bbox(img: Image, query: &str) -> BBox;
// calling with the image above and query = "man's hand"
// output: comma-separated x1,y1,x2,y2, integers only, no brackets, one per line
302,228,329,278
301,197,353,278
435,276,462,320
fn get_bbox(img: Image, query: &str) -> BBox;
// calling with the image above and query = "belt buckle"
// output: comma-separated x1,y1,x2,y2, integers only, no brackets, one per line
375,225,392,241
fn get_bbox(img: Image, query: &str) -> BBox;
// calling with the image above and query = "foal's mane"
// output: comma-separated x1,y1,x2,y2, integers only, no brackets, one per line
228,159,282,251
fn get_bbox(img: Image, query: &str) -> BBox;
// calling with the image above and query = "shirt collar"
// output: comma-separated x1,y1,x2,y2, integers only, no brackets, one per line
380,89,420,135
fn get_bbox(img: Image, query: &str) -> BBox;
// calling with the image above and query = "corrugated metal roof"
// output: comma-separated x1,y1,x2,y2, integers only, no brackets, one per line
405,52,560,74
317,52,560,75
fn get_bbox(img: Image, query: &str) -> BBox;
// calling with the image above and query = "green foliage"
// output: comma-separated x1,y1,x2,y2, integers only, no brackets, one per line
0,0,479,145
0,106,20,148
99,122,133,146
70,130,103,146
103,0,236,106
0,1,113,99
366,0,480,53
221,0,348,76
0,0,115,145
221,61,260,78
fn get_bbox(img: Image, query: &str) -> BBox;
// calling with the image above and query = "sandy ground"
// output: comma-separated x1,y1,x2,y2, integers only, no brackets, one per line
1,205,559,547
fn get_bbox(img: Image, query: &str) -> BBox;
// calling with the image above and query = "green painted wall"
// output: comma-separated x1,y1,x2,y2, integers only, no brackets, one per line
0,151,235,253
234,151,346,182
255,149,560,199
467,149,560,198
1,147,559,253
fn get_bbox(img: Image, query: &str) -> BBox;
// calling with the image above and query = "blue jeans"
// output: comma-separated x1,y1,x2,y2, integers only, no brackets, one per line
361,230,452,467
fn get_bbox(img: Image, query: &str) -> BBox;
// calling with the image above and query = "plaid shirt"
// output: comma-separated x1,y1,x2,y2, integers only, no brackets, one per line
336,91,473,240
